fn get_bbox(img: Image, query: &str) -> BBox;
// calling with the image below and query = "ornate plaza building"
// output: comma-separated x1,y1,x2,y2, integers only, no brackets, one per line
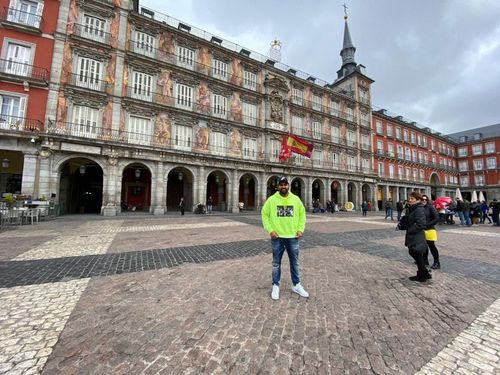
0,0,496,215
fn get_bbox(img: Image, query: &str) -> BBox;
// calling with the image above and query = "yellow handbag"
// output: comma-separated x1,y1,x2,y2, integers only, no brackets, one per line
424,229,438,241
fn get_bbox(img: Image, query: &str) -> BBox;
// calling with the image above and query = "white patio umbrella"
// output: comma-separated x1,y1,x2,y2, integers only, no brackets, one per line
478,191,486,202
455,187,463,201
471,190,478,203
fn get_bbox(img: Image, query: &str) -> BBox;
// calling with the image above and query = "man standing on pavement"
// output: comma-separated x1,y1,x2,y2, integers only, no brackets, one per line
261,176,309,300
396,200,404,221
385,198,394,220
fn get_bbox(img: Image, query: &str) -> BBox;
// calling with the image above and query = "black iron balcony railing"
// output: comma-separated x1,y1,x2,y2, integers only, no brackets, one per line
68,72,108,92
0,116,42,132
73,23,110,44
0,58,48,82
1,7,43,29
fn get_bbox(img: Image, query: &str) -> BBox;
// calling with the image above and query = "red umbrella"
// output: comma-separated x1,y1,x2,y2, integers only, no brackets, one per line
433,196,452,210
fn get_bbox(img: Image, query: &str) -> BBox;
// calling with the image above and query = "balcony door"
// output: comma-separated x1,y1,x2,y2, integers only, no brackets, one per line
5,42,32,77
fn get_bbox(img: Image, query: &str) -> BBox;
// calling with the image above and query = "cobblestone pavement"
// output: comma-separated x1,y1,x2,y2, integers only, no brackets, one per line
0,212,499,374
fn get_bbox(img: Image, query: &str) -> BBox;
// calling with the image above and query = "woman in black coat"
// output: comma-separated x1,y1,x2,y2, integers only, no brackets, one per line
422,195,440,269
405,192,431,282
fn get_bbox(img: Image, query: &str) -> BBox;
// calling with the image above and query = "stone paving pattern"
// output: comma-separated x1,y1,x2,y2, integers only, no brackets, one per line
0,212,498,374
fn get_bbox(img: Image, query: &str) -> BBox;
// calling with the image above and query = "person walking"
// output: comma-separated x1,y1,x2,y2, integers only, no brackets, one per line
361,201,368,216
207,196,213,214
463,199,472,226
396,200,404,221
261,176,309,300
179,197,185,215
385,198,394,220
456,197,465,225
404,192,431,282
491,199,500,226
422,195,441,270
480,201,492,224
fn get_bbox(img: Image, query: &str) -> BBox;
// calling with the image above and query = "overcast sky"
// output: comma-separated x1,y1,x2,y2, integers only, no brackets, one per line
140,0,500,134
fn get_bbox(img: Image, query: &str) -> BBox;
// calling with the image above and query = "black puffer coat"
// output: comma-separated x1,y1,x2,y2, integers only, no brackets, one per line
405,202,427,253
423,203,439,230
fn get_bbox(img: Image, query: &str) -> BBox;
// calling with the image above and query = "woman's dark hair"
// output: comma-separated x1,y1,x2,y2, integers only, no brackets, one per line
410,192,423,201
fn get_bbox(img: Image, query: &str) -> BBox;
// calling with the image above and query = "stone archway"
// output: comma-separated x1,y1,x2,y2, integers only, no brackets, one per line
167,167,193,212
430,173,440,200
239,173,257,210
347,182,357,208
331,180,341,205
121,163,152,212
290,178,304,201
207,170,229,211
362,184,371,207
266,175,279,198
59,157,103,214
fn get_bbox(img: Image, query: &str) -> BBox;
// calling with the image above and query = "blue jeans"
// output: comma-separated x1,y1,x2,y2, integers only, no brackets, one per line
385,208,393,220
457,211,465,225
397,210,402,221
463,211,472,226
272,238,300,286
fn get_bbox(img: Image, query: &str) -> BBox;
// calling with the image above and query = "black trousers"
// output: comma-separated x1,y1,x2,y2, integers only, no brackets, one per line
424,240,439,263
409,246,428,277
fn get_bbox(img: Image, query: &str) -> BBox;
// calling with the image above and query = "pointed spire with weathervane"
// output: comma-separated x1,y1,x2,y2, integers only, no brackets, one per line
337,3,357,78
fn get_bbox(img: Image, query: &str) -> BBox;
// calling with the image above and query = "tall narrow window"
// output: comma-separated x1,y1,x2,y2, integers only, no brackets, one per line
292,115,304,136
7,0,43,28
133,31,155,57
127,115,152,145
176,45,194,69
209,131,227,156
243,138,257,160
174,83,193,109
312,121,322,139
270,139,280,162
312,95,322,111
330,100,339,116
212,59,228,81
331,125,339,143
82,14,106,43
173,124,192,150
212,94,228,119
0,94,26,129
347,130,355,146
131,71,153,101
313,149,323,167
4,42,32,77
243,102,257,125
72,105,99,138
292,88,303,105
76,56,102,91
243,71,257,90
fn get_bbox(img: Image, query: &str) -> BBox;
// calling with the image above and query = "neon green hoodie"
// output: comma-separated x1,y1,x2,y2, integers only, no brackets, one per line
261,191,306,238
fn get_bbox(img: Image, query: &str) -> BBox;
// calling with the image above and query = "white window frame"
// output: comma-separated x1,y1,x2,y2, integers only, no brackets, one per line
487,157,496,169
389,164,395,178
173,124,192,150
174,83,193,110
376,120,383,134
312,95,322,111
386,124,393,137
473,159,483,170
71,105,100,138
243,70,257,90
133,30,156,57
209,131,227,156
243,138,257,160
7,0,43,28
398,166,403,179
377,140,383,154
472,144,482,155
475,175,485,186
270,139,280,162
127,115,152,146
388,143,394,157
242,102,257,125
460,175,469,186
292,88,303,105
2,39,33,77
313,149,323,167
331,125,339,142
458,161,468,171
292,115,304,136
330,100,339,116
395,127,401,139
397,145,403,159
345,107,354,122
212,59,228,81
81,13,107,43
332,152,339,168
212,94,228,119
458,147,468,157
176,45,195,70
0,92,27,129
485,142,495,153
378,162,384,175
312,120,322,140
131,70,153,101
76,56,102,91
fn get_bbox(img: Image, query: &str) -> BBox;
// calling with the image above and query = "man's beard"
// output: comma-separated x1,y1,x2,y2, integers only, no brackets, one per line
279,187,289,195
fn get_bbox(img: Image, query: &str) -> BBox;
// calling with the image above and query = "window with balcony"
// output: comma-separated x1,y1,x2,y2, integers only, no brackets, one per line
82,14,107,43
387,143,394,157
405,147,411,161
458,147,468,157
389,164,395,178
243,70,256,90
294,153,304,165
330,100,339,116
459,161,468,171
332,152,339,168
312,95,322,111
472,144,482,155
362,158,370,171
292,115,304,136
174,83,193,109
242,102,257,125
413,168,418,181
127,115,152,145
292,88,303,105
405,167,411,180
386,124,393,137
423,153,428,164
398,166,403,179
475,175,485,186
131,71,153,101
418,151,423,162
3,41,32,77
395,127,401,139
361,134,370,149
209,131,227,156
312,121,322,140
485,142,495,153
173,124,192,150
460,176,469,186
410,132,416,144
487,157,497,169
243,138,257,159
360,111,369,127
348,156,356,171
176,45,194,69
347,130,355,146
473,159,483,170
71,105,99,138
331,125,339,143
313,149,323,167
397,145,403,159
0,93,26,129
212,94,227,119
345,106,354,122
133,31,155,57
378,162,384,176
7,0,43,28
403,130,409,142
432,155,436,164
412,149,417,162
419,170,424,181
76,56,102,91
375,120,383,134
431,139,435,151
377,140,383,154
270,139,280,162
212,59,228,81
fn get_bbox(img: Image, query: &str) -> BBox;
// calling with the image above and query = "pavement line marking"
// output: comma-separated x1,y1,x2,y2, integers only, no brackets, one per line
443,229,500,238
416,297,500,374
0,278,90,375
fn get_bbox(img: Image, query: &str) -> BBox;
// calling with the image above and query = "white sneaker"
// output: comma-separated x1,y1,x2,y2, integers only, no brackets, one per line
292,283,309,298
271,285,280,300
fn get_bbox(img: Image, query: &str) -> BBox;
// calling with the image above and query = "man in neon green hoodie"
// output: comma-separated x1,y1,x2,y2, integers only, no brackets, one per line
261,176,309,300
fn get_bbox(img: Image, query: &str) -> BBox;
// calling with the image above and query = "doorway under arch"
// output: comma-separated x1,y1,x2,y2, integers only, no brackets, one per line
331,180,341,205
167,168,193,212
121,164,151,212
239,173,256,210
266,175,279,198
362,184,371,205
207,171,228,211
291,178,303,200
347,182,357,208
430,173,440,200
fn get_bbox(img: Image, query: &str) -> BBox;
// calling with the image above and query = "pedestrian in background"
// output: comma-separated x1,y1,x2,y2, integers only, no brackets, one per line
262,176,309,300
422,195,440,270
385,198,394,220
207,196,213,214
396,200,404,221
361,201,368,216
404,192,431,282
179,197,185,215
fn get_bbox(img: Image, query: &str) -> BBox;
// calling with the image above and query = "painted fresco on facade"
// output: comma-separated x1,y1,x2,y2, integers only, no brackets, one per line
157,69,173,105
56,93,68,129
66,0,78,35
230,92,242,122
159,31,175,61
109,11,120,49
229,129,242,155
154,113,171,146
194,125,209,151
196,83,210,114
230,58,242,86
197,46,211,74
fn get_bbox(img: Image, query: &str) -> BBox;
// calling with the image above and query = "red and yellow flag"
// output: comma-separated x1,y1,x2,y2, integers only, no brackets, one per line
287,133,314,158
279,134,291,162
